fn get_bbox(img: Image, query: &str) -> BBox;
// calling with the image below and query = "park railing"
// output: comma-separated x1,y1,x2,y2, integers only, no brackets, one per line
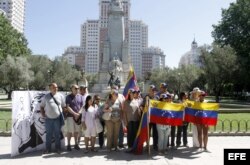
1,118,250,136
188,119,250,136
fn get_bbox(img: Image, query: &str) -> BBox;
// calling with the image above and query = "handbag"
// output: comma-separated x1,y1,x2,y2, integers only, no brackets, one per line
50,93,65,126
102,112,111,121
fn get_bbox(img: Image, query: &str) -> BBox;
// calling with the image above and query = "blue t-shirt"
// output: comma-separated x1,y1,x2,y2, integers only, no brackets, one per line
66,94,83,117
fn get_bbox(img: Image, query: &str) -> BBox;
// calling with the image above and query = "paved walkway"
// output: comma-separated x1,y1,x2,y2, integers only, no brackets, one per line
0,136,249,165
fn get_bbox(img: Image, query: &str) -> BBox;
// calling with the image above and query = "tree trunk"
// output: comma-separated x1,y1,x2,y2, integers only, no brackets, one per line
7,91,12,100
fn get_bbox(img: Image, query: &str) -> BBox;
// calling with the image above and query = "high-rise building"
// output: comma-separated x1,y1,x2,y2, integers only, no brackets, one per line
179,39,201,67
0,0,25,33
81,20,100,73
80,0,153,78
129,20,148,77
142,46,165,76
62,46,86,71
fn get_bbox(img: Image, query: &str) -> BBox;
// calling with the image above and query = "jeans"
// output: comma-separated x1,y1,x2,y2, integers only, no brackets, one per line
176,122,189,146
157,124,170,151
118,124,124,146
45,117,61,151
127,121,139,148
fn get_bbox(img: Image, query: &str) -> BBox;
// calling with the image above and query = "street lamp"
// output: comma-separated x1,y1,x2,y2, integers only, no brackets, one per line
178,72,181,96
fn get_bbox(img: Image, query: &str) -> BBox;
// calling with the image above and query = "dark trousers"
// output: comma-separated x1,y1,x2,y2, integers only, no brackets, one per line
149,123,158,149
170,126,176,147
127,121,139,148
176,122,189,146
167,126,176,147
98,120,105,148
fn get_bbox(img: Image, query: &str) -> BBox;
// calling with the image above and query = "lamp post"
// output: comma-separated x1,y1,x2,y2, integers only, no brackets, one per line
178,72,181,96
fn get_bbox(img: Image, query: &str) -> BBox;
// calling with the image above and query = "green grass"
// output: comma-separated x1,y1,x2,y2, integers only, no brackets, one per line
210,113,250,133
0,110,11,132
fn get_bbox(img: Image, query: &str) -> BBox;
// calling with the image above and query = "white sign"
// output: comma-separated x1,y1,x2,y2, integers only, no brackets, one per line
11,91,66,157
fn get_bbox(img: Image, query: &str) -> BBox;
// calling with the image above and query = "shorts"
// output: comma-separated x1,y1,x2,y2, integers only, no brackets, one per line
65,117,80,134
84,127,97,138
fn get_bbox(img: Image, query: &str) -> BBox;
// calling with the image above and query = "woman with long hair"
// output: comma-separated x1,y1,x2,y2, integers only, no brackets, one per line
82,95,97,153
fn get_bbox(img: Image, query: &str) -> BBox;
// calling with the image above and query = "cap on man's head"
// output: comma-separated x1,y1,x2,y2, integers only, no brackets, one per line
160,83,168,88
161,93,171,99
149,84,157,91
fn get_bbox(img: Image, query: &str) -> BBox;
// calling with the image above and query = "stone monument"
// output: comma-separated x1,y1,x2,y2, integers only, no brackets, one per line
92,0,131,93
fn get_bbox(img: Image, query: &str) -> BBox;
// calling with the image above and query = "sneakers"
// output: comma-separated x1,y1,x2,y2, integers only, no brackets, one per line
67,145,72,151
74,144,80,150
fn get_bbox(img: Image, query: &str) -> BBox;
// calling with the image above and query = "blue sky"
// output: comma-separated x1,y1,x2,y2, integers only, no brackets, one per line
25,0,235,68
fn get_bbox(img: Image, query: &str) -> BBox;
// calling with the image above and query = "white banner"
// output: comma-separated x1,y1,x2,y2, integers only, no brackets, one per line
11,91,66,157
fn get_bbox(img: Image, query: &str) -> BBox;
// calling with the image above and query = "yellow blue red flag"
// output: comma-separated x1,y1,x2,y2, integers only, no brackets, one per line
149,100,185,126
184,101,219,125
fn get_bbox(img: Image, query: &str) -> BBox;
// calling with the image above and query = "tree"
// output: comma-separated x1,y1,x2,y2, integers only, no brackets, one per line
0,14,31,63
212,0,250,89
51,58,81,90
28,55,52,90
0,56,34,99
200,44,238,102
149,66,201,95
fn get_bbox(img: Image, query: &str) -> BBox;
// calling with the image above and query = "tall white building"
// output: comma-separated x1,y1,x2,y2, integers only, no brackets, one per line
81,20,100,73
179,39,201,67
62,46,85,71
0,0,25,33
80,0,150,78
142,46,165,76
129,20,148,77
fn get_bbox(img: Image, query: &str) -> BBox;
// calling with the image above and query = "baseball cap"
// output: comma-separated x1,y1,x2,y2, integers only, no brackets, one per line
160,83,168,88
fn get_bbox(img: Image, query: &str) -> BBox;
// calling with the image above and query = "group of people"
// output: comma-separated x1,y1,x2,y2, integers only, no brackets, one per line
40,82,209,155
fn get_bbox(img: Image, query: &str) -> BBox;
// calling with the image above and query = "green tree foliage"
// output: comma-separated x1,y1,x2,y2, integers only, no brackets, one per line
212,0,250,89
149,66,201,94
28,55,52,90
0,14,31,63
200,44,238,102
51,58,81,90
0,56,34,98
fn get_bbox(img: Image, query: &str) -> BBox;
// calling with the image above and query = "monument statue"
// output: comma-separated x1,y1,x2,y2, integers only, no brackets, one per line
108,71,115,88
92,0,131,93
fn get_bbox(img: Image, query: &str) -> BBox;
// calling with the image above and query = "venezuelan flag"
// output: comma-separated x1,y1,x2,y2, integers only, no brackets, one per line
149,100,184,126
184,101,219,126
132,110,149,154
123,66,138,97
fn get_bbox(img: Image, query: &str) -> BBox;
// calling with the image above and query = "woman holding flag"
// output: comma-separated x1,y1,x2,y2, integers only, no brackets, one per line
156,93,171,155
123,88,141,151
197,91,209,151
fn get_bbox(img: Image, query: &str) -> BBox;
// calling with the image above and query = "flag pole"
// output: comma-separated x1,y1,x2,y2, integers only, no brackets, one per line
145,96,150,155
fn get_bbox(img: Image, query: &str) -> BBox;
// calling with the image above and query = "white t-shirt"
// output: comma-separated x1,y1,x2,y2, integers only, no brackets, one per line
82,106,97,129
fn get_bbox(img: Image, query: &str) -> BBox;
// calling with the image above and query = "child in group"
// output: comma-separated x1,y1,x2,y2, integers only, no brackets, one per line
82,95,98,153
